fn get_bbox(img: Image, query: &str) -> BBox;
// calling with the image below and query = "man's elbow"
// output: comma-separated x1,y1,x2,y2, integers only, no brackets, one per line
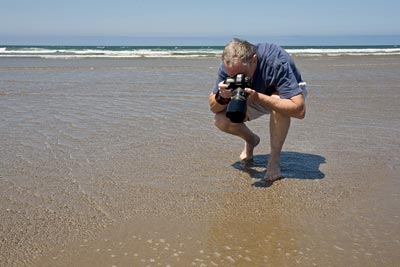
210,105,218,114
209,93,227,114
289,94,306,119
296,109,306,119
209,94,218,114
293,105,306,119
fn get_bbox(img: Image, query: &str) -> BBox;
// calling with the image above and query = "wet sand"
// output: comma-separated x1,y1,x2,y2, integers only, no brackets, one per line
0,56,399,266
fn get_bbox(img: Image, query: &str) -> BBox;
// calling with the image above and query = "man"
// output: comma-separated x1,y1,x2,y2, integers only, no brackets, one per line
209,38,307,183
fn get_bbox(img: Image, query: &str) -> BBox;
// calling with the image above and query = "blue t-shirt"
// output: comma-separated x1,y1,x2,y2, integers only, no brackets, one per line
212,43,304,99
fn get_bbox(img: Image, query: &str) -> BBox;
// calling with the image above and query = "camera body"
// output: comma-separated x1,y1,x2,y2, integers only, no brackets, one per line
224,74,253,123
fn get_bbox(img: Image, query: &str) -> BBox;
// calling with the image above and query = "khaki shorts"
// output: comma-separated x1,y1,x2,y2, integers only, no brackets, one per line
246,83,308,121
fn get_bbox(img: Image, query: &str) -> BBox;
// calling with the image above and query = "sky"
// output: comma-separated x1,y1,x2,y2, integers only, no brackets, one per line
1,0,400,45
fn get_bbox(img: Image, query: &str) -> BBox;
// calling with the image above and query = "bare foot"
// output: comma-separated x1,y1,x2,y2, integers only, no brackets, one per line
265,160,283,181
240,134,260,162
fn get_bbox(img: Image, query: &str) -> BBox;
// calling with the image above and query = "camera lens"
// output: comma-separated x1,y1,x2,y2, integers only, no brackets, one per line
226,88,247,123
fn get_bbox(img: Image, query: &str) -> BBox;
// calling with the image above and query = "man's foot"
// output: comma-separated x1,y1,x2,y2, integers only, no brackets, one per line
264,160,283,182
252,161,284,188
240,134,260,162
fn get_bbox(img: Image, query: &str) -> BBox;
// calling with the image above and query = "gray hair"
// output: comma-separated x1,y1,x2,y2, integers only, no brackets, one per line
222,38,256,67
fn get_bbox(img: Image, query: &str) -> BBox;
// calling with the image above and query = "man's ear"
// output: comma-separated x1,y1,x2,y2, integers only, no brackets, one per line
252,54,257,65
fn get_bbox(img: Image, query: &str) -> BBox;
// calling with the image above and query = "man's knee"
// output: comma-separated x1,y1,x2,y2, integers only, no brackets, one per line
214,112,231,131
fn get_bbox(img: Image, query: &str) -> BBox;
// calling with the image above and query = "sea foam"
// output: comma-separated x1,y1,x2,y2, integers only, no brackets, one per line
1,46,399,58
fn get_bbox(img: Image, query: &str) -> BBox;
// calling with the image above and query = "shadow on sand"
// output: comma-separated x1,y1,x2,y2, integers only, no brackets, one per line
232,152,326,188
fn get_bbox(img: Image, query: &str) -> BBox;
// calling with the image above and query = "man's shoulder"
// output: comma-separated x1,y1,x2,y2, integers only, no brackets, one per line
256,43,286,63
256,42,282,53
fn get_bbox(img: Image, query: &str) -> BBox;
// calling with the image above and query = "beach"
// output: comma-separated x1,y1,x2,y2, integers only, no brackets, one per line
0,55,399,266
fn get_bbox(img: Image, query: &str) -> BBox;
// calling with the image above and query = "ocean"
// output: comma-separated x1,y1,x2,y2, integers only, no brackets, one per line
1,44,400,58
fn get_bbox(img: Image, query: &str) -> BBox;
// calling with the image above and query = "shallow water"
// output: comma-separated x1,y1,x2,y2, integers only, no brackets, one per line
1,56,399,266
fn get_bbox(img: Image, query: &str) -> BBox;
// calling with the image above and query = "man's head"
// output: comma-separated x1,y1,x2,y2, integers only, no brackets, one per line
222,38,257,78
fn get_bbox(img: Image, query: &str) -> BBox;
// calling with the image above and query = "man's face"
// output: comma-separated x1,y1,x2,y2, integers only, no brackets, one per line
224,55,257,78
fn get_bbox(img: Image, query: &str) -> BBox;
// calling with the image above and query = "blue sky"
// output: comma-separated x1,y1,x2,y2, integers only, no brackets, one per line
1,0,400,45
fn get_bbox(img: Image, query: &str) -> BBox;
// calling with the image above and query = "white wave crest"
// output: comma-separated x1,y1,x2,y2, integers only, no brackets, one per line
286,48,400,56
1,46,399,58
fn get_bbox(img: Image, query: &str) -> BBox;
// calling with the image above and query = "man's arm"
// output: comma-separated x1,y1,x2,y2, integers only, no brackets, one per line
246,89,306,119
209,80,232,114
208,92,228,114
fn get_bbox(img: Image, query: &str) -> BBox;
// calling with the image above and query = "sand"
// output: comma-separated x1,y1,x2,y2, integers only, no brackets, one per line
0,55,399,266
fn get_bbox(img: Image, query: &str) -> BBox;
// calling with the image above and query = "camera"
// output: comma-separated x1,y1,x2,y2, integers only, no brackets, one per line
224,73,253,123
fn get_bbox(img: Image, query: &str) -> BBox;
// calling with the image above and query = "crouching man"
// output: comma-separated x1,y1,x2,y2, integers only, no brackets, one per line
209,38,307,183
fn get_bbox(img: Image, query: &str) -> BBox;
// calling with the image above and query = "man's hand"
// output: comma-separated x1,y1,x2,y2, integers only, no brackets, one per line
217,81,232,99
209,81,233,114
245,88,259,105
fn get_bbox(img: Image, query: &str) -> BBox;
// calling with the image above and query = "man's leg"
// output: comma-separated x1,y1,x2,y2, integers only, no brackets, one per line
266,109,291,181
214,111,260,161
